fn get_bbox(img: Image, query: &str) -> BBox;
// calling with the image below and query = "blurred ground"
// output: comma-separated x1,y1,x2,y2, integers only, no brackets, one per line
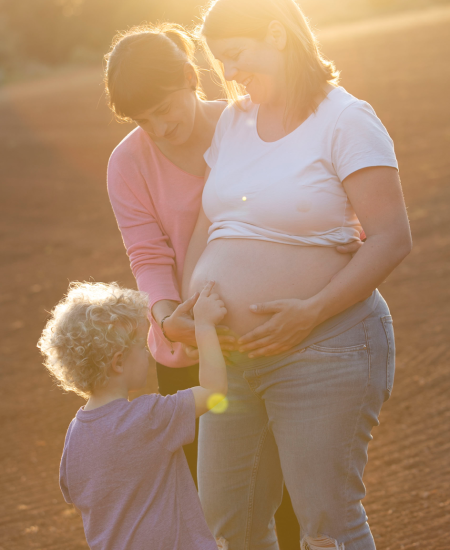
0,6,450,550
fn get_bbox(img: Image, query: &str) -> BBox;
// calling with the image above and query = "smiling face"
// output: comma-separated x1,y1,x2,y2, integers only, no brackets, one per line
206,33,286,106
132,84,198,146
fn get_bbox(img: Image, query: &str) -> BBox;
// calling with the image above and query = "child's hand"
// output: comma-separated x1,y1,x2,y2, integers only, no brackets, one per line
193,281,227,328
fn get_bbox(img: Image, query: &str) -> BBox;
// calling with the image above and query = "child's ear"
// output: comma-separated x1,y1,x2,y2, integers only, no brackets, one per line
110,351,124,374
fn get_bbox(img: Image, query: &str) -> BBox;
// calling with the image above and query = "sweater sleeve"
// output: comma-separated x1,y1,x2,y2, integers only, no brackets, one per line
107,155,181,311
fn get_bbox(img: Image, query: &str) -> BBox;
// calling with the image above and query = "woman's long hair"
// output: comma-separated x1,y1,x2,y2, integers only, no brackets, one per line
105,23,206,122
200,0,339,122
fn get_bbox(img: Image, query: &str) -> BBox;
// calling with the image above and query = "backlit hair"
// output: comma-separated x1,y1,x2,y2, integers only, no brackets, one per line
105,23,206,122
37,282,149,399
200,0,339,122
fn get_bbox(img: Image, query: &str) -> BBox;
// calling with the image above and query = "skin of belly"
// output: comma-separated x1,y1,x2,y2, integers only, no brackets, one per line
188,239,352,337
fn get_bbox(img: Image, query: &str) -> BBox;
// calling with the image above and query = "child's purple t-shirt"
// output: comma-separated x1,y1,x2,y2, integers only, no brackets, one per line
60,390,217,550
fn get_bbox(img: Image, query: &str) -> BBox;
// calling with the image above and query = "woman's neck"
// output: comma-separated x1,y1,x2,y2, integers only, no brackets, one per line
185,98,222,149
258,83,336,139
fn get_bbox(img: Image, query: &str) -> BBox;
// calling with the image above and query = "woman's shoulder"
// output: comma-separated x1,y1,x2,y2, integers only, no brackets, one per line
108,126,151,170
325,86,379,124
214,95,256,133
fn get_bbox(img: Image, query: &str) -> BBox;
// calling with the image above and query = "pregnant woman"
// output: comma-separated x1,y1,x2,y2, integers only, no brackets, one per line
105,22,359,549
182,0,412,548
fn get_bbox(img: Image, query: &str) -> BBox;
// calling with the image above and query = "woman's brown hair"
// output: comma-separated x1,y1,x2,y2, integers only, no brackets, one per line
200,0,339,122
105,23,205,122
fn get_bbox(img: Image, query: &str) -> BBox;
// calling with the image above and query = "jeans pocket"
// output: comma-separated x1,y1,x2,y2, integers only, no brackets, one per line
308,321,368,353
381,315,395,400
309,342,368,353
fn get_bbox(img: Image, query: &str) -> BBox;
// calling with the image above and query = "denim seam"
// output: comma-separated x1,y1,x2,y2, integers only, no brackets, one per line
381,316,393,396
343,320,371,545
243,371,265,400
308,343,368,353
362,320,371,385
244,424,269,549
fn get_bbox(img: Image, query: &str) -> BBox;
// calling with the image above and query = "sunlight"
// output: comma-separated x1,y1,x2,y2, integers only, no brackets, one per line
207,393,229,413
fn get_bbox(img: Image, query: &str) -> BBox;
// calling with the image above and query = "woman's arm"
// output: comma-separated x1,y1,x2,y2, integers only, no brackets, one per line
181,168,213,301
107,162,181,310
312,166,411,318
108,158,201,347
238,166,412,357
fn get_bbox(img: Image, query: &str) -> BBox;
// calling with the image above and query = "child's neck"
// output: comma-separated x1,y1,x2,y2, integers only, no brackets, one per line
84,384,128,411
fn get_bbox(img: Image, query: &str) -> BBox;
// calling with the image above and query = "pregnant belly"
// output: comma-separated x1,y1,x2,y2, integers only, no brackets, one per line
188,239,352,337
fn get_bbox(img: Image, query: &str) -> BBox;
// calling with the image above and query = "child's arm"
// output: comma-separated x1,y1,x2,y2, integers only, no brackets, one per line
190,281,228,418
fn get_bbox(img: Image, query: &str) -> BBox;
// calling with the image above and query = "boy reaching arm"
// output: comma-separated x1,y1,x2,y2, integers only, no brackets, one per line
190,280,228,417
37,281,228,550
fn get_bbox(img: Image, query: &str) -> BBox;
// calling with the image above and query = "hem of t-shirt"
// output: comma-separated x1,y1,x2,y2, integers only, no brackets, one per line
338,159,399,183
59,482,73,505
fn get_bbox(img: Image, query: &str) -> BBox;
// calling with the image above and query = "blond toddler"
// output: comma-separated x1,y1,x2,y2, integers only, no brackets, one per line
38,281,228,550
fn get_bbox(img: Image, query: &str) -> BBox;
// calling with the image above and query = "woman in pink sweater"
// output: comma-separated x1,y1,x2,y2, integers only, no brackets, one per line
105,23,360,550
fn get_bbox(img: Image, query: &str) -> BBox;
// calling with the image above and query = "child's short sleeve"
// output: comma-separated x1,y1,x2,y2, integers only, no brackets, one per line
147,389,196,453
332,101,398,182
204,102,234,169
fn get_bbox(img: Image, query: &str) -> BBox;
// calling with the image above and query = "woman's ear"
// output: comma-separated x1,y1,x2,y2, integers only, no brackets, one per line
265,20,287,51
184,62,198,91
110,351,124,374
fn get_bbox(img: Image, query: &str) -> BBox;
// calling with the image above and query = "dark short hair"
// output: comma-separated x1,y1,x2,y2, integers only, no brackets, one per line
105,23,205,121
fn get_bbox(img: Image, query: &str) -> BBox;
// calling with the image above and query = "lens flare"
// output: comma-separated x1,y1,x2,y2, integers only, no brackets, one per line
242,196,247,201
207,393,228,413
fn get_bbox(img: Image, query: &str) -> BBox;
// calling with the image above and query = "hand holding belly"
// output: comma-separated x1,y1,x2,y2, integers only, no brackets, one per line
162,294,236,352
237,297,322,358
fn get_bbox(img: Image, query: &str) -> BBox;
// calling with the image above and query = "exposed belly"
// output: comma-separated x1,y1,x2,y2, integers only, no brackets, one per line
188,239,352,337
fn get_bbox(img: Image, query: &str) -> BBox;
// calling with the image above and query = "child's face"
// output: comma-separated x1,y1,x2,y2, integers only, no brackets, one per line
123,321,151,391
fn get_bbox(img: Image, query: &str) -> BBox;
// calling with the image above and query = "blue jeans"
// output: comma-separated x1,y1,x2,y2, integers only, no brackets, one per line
198,297,395,550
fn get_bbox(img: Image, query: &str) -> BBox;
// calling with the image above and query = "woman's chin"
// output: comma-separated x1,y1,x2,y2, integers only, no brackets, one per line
246,88,270,106
247,90,261,104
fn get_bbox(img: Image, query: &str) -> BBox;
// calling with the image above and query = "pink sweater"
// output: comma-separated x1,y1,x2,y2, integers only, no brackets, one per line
107,127,204,367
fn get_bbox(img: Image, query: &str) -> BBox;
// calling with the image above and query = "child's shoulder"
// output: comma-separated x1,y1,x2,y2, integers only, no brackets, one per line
144,389,195,417
123,390,195,424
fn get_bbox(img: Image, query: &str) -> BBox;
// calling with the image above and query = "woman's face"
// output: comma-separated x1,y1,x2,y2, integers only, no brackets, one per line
206,35,286,105
132,84,197,146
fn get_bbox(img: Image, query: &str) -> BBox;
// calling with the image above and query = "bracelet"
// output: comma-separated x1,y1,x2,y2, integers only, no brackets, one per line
160,315,175,355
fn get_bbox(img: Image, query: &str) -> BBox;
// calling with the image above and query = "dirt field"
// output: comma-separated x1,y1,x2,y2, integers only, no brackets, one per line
1,6,449,550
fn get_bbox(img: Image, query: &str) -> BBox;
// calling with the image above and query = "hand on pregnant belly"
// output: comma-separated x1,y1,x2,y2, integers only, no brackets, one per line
237,297,321,357
163,294,236,351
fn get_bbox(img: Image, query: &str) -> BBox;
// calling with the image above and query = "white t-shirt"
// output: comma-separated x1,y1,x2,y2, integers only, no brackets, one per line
203,86,398,247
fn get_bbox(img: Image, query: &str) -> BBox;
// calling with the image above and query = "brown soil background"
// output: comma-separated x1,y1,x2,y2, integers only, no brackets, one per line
1,7,449,550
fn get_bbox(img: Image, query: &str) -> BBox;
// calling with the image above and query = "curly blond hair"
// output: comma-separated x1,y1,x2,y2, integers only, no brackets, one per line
37,282,149,399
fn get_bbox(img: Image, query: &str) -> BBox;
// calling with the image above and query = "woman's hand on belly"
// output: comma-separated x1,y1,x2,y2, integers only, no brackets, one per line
164,294,236,351
237,297,321,357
